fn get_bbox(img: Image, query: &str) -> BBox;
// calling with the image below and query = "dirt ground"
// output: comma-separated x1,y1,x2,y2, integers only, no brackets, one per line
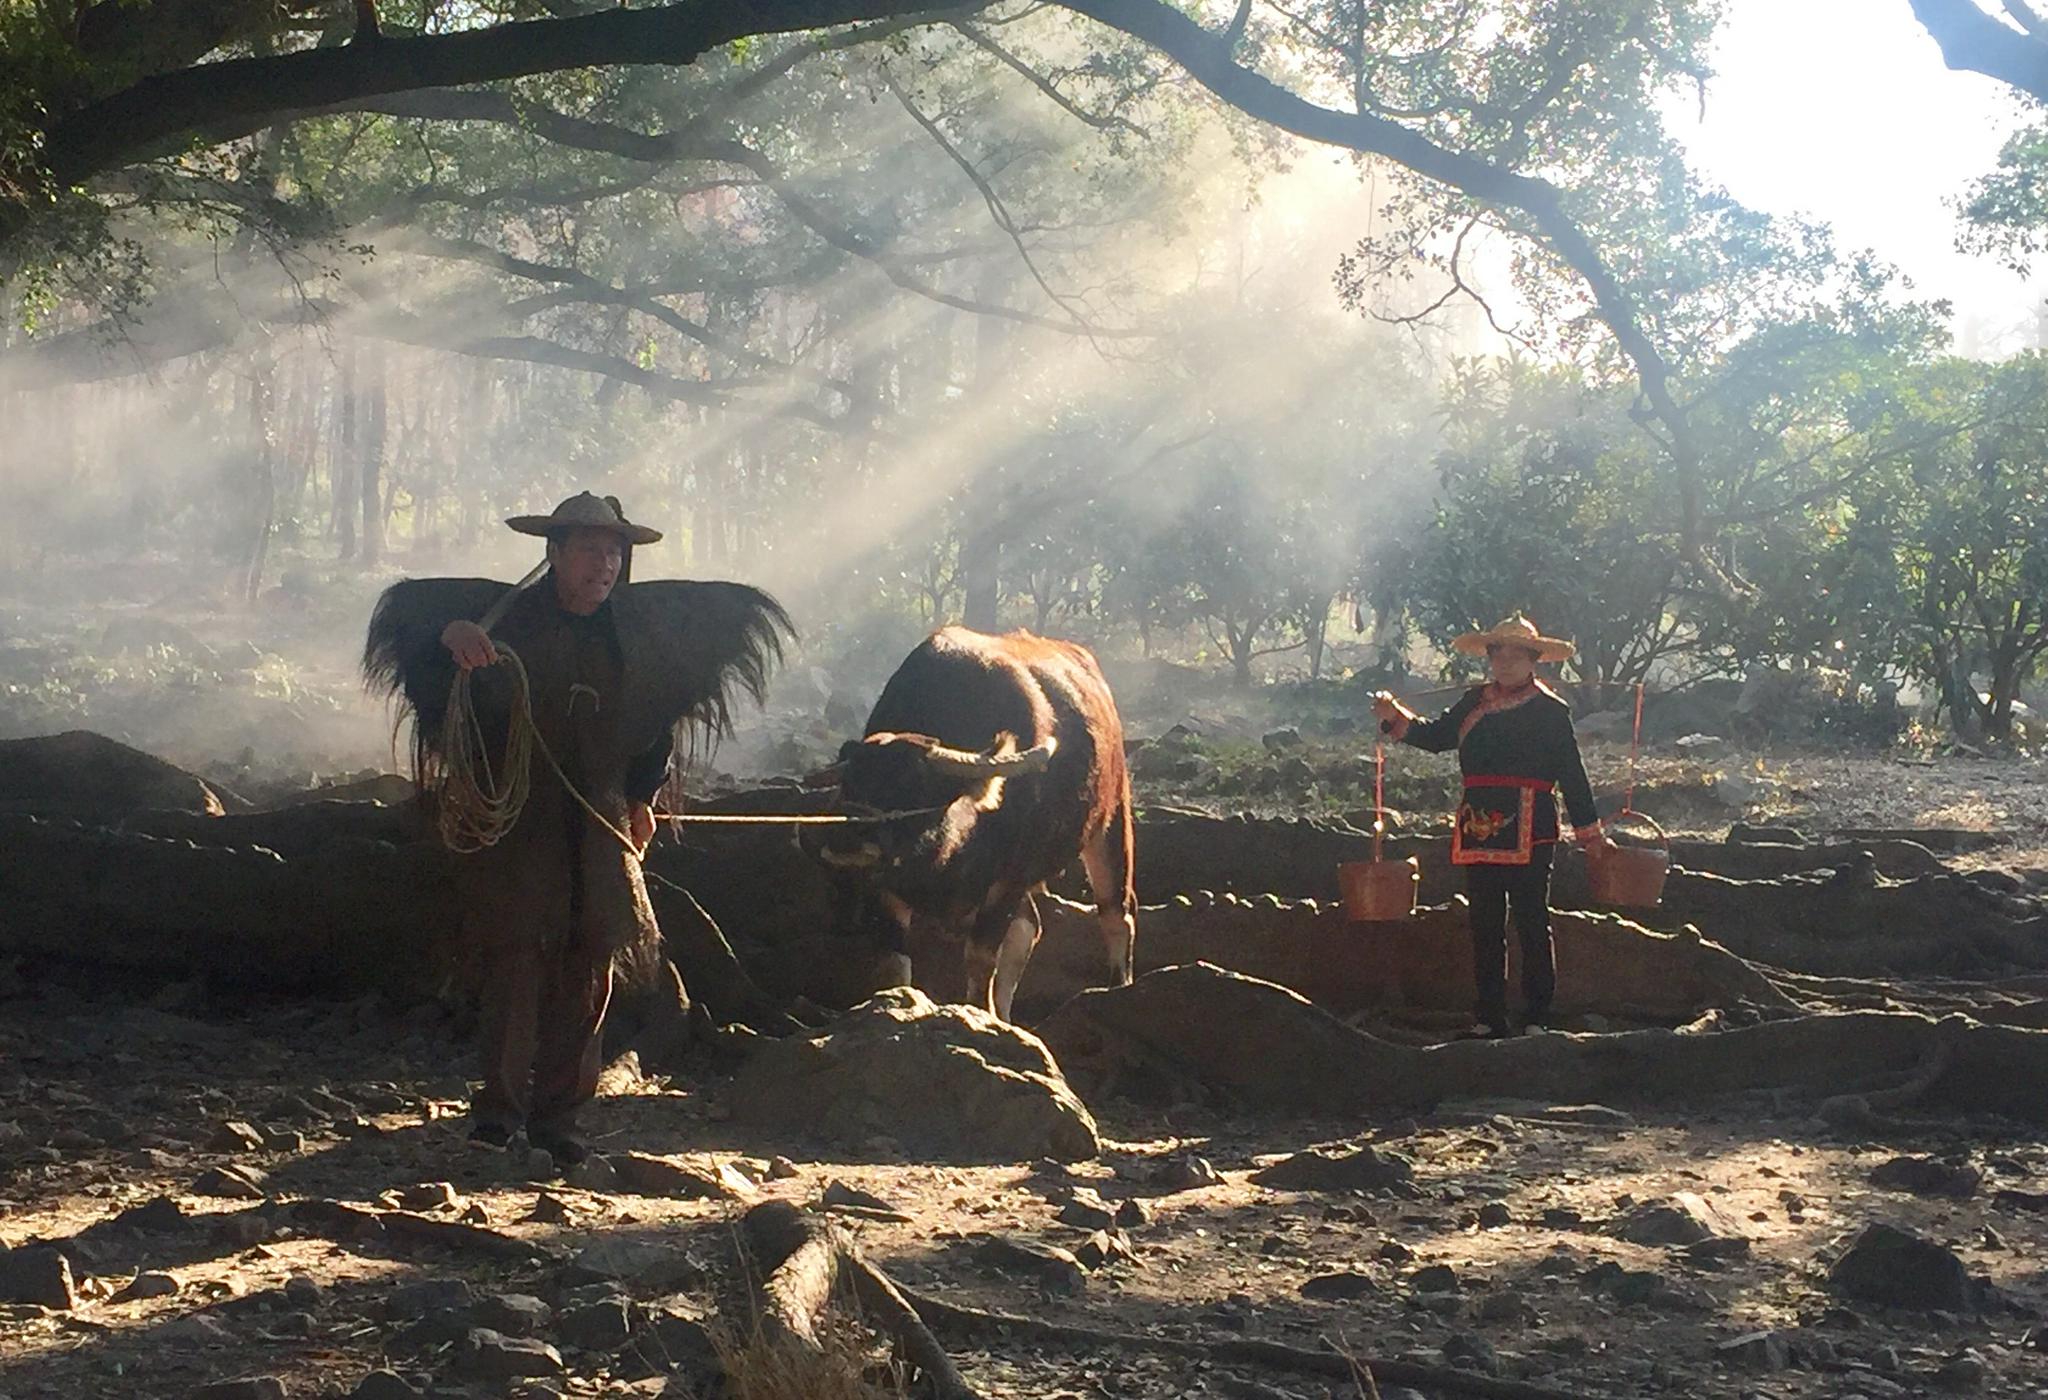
3,972,2048,1400
4,745,2048,1400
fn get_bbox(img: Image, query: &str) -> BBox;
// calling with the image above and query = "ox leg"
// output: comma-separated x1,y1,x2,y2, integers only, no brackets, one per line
963,891,1026,1018
1080,800,1137,986
991,892,1042,1022
872,890,916,993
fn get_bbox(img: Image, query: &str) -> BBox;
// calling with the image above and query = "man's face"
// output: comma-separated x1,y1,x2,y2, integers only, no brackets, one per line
1486,642,1539,687
549,528,624,615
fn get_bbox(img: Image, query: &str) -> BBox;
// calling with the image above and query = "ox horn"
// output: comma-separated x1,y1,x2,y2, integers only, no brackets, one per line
921,735,1058,778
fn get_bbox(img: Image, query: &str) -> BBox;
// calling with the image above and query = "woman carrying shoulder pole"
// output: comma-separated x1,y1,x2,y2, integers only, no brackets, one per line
1373,614,1614,1038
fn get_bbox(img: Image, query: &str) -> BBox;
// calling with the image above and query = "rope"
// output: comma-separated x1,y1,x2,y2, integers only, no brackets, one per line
1372,740,1385,862
436,646,950,856
436,644,639,857
1623,680,1645,817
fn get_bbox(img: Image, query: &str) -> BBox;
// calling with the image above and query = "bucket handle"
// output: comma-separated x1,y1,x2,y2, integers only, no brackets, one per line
1604,808,1668,850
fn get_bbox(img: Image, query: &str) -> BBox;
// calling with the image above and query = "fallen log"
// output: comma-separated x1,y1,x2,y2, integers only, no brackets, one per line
895,1276,1594,1400
738,1200,982,1400
1036,963,2048,1125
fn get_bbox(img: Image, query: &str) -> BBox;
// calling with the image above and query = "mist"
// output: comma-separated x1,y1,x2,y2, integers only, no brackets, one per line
0,39,1512,794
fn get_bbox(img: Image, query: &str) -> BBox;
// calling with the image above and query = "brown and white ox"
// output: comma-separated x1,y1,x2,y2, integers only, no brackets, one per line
807,626,1135,1020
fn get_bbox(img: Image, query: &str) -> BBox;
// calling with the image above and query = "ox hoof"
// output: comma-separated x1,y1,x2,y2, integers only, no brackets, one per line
873,953,914,991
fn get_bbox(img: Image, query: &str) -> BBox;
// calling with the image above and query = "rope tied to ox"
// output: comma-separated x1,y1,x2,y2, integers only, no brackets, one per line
434,646,941,856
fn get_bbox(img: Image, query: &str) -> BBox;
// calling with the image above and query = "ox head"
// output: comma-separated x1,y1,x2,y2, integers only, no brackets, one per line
802,730,1057,875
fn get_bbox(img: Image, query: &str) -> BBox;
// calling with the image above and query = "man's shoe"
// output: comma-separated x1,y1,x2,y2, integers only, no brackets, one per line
468,1119,516,1149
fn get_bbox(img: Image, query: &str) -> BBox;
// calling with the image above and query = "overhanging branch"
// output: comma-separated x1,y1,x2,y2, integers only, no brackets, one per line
1910,0,2048,102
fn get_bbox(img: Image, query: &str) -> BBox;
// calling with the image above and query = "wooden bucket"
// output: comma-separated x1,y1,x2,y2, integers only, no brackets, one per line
1587,809,1670,908
1338,856,1420,922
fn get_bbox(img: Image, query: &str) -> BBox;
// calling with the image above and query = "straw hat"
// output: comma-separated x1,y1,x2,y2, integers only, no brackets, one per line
505,491,662,546
1452,612,1575,663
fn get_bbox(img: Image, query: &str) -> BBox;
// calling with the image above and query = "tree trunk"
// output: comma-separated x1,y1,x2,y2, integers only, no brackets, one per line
1302,597,1330,681
360,340,386,566
1228,621,1254,689
244,357,276,605
333,340,358,560
961,267,1010,632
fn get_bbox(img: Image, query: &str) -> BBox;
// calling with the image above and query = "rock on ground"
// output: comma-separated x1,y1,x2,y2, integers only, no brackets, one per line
730,987,1099,1162
1828,1222,1977,1312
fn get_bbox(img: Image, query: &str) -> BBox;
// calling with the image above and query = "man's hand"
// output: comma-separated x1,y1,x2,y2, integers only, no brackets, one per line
441,620,498,671
1370,691,1402,723
628,801,656,854
1579,824,1617,858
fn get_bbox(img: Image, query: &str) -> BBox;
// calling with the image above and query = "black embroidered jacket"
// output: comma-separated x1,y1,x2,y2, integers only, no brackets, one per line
1394,681,1600,865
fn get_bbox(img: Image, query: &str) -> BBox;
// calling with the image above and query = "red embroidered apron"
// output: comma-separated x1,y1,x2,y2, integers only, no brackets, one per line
1452,774,1551,866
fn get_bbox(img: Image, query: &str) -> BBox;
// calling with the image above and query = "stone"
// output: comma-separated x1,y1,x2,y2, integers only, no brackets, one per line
116,1271,181,1302
1250,1143,1414,1193
1299,1270,1376,1301
1473,1289,1529,1324
1379,1240,1415,1264
1828,1223,1975,1312
1611,1192,1736,1247
523,1148,559,1180
1683,1236,1752,1266
1113,1198,1155,1229
730,987,1099,1162
470,1294,551,1336
385,1278,476,1321
565,1155,620,1193
191,1379,286,1400
1262,728,1304,752
1716,1331,1790,1370
768,1156,801,1180
213,1210,272,1248
282,1274,323,1310
1476,1202,1512,1228
555,1296,633,1351
1934,1348,1988,1390
259,1128,305,1154
1071,1229,1137,1271
193,1164,269,1200
562,1239,703,1292
162,1312,236,1345
0,1247,79,1309
820,1179,906,1218
207,1121,267,1153
385,1182,459,1212
594,1050,644,1098
527,1193,576,1224
1154,1153,1220,1190
1408,1264,1459,1293
974,1236,1087,1293
1869,1156,1981,1199
349,1373,421,1400
609,1152,753,1200
458,1328,565,1380
1056,1188,1118,1230
1443,1332,1501,1375
649,1302,718,1368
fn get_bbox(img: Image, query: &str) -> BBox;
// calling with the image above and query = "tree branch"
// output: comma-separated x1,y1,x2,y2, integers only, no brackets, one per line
1910,0,2048,103
40,0,932,186
1059,0,1736,594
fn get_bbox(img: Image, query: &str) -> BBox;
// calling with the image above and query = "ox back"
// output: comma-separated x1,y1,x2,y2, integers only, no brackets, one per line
830,626,1135,1019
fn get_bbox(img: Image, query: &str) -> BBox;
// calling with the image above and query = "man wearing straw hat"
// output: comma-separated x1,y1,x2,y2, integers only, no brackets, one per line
366,492,789,1164
1373,614,1612,1038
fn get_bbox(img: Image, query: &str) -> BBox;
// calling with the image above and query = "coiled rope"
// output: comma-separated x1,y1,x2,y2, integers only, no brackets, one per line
436,644,641,856
434,646,939,858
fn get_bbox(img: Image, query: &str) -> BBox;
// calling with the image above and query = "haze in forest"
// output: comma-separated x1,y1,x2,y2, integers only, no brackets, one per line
3,0,2046,781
